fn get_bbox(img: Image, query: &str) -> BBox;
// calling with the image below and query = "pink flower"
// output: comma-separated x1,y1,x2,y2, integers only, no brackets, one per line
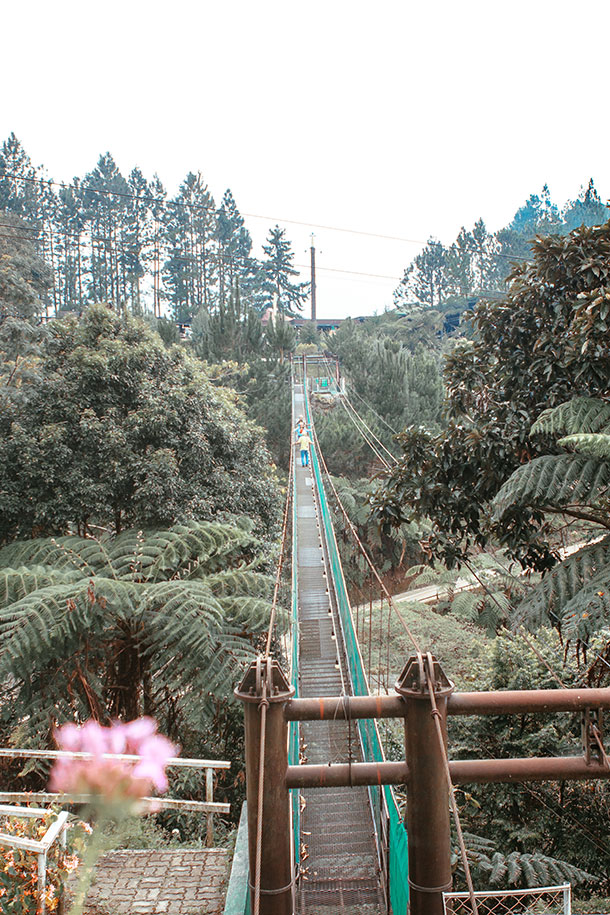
50,718,179,803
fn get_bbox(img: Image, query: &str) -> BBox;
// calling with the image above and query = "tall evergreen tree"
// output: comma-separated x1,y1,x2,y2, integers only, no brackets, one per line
395,237,449,307
563,178,609,231
164,172,216,322
215,189,260,310
259,225,308,316
79,153,130,307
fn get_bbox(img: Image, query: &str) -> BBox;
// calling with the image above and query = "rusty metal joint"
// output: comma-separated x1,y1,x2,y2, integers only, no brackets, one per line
248,879,295,896
408,877,453,893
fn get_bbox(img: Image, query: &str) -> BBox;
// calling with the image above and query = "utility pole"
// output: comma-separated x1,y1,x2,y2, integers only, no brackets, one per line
310,233,317,323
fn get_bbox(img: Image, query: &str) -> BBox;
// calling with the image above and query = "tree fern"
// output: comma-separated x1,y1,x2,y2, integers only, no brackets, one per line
558,432,610,460
514,536,610,630
0,566,81,607
450,591,482,622
560,564,610,640
493,455,610,520
460,833,597,889
0,521,277,746
531,397,610,436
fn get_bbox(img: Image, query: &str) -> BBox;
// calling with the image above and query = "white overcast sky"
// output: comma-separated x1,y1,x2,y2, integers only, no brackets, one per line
2,0,609,318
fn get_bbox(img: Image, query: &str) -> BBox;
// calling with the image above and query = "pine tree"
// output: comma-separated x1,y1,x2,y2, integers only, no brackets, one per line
164,172,216,322
563,178,609,231
260,225,308,316
215,189,259,310
0,134,44,220
121,167,151,314
395,237,449,307
79,153,130,307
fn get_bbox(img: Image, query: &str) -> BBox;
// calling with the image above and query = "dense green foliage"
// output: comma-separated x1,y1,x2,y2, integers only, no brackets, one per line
0,521,276,749
0,212,52,319
0,305,280,542
374,221,610,571
451,631,610,888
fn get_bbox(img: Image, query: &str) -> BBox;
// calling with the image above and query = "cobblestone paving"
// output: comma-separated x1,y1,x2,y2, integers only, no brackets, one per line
83,848,229,914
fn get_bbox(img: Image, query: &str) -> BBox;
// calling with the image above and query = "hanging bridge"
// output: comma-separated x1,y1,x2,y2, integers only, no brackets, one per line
290,363,406,913
226,354,610,915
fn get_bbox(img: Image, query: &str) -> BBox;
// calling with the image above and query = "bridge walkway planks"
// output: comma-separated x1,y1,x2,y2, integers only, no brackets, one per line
293,386,384,915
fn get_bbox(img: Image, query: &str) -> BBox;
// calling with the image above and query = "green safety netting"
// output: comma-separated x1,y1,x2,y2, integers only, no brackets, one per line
289,443,300,870
302,385,409,913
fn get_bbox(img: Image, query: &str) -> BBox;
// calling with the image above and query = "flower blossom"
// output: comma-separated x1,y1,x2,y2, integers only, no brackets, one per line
49,718,178,802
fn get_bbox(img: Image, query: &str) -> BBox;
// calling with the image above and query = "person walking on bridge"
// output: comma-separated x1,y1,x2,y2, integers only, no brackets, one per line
298,428,311,468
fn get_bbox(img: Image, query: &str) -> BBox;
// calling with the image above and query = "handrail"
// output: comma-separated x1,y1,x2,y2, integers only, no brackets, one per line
302,373,410,914
0,806,70,915
0,747,231,840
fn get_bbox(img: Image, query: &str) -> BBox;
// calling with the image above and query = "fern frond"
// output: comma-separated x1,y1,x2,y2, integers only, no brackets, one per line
450,591,481,621
493,455,610,518
0,579,142,675
514,535,610,630
206,569,272,598
561,564,610,640
0,536,105,575
558,432,610,460
506,851,522,885
0,566,82,608
216,595,277,631
489,852,508,885
531,397,610,436
124,522,253,581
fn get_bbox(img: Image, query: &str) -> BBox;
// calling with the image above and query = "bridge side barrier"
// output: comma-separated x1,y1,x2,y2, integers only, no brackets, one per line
289,420,300,874
303,385,409,913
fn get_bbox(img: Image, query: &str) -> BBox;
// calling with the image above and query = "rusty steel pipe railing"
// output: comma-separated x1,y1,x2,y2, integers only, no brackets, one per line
286,755,610,789
283,694,405,720
447,687,610,716
285,760,409,789
450,755,610,783
283,687,610,722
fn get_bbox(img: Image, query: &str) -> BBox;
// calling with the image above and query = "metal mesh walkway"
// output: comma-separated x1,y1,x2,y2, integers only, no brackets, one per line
294,388,384,914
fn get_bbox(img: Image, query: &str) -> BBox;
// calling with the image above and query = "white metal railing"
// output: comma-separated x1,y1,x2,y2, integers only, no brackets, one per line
0,747,230,822
443,883,571,915
0,746,231,910
0,804,69,915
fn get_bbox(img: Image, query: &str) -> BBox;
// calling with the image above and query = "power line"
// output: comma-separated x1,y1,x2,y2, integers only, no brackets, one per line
1,171,531,263
0,227,404,283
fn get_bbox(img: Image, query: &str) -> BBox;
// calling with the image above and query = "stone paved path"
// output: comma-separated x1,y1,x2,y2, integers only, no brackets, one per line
82,848,228,914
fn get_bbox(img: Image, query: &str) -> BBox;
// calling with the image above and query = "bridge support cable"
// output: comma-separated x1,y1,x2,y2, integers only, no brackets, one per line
308,410,484,914
317,353,398,469
235,440,295,915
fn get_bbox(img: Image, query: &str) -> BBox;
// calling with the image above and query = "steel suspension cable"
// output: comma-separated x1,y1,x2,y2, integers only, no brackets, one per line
320,354,398,465
335,393,393,470
264,436,294,656
349,385,400,435
341,393,399,465
310,419,421,655
251,433,294,915
425,658,479,915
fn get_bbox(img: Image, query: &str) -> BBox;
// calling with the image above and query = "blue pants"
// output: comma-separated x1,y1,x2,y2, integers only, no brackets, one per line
301,449,309,467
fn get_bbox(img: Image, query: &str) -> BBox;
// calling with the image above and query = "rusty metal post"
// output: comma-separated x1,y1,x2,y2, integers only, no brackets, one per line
396,654,455,915
235,658,295,915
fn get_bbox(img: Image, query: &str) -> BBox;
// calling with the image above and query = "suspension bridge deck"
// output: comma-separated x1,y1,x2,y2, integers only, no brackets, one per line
293,386,384,914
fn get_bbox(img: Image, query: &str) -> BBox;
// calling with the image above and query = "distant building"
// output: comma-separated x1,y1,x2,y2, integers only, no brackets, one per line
290,316,368,334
